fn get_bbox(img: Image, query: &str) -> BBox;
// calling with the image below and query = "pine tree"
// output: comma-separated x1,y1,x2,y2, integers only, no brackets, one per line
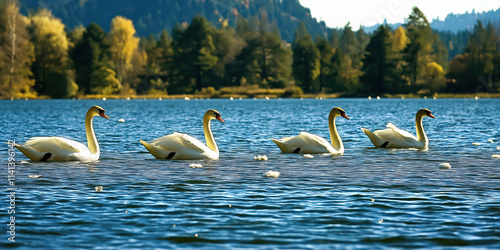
361,25,400,93
315,35,333,93
171,16,218,92
231,11,291,88
71,22,108,94
402,7,447,89
292,22,319,93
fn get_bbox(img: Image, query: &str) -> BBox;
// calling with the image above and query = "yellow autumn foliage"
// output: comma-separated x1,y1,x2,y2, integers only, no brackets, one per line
107,16,139,84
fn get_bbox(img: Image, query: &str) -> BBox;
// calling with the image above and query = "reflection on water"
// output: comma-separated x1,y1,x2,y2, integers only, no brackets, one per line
1,98,499,249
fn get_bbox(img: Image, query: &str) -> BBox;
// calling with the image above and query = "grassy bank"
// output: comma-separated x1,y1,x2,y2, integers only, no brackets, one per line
3,89,500,100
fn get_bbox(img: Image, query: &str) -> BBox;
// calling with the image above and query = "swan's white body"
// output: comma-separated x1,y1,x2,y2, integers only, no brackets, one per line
140,110,224,160
15,106,109,162
361,109,434,149
271,107,349,154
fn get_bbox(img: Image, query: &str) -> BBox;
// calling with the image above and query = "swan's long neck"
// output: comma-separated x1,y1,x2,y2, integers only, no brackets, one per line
415,113,428,146
203,115,218,153
85,111,99,155
328,112,343,152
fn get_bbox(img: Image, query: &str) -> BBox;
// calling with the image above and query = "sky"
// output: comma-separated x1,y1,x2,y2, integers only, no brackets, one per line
298,0,500,29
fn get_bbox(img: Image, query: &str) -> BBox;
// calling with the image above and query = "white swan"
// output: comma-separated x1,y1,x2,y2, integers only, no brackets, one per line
15,106,109,162
271,107,349,154
140,109,225,160
361,109,434,149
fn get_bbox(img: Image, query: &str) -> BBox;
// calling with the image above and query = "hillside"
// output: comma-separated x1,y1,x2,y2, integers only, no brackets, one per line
20,0,331,42
364,7,500,33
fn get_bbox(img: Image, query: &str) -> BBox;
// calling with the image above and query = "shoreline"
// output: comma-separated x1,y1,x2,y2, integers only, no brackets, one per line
2,92,500,100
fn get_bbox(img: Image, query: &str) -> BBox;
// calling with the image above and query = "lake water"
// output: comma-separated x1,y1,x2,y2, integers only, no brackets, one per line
1,98,499,249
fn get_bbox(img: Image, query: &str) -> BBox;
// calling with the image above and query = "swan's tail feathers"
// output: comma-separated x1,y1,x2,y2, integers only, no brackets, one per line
361,128,385,148
14,145,45,161
271,139,289,153
140,140,163,159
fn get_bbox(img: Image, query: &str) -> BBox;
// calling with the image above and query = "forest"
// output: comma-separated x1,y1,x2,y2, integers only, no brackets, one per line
0,0,499,99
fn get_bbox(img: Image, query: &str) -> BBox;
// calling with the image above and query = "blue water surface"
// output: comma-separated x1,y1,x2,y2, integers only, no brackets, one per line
1,98,499,249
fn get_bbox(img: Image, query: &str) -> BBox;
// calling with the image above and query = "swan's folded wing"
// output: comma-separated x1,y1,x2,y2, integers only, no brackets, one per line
374,123,418,143
150,132,209,153
386,122,418,141
297,132,332,149
23,137,85,153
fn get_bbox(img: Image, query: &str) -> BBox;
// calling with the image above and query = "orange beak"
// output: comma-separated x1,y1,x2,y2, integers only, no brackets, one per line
217,116,225,123
100,112,110,119
341,113,350,120
428,114,435,118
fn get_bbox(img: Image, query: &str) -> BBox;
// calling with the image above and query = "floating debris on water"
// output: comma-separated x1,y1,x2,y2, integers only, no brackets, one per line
189,163,204,168
95,186,103,192
263,170,280,177
439,163,452,169
118,119,125,123
102,97,106,101
254,155,268,161
28,175,42,178
173,224,176,228
472,143,481,146
303,154,314,158
492,154,500,159
265,96,270,100
159,97,162,101
230,97,233,100
126,97,130,100
487,139,494,143
368,96,372,100
371,198,375,202
21,160,30,164
125,210,128,213
377,96,380,100
195,234,198,237
497,146,500,150
184,97,190,100
379,219,384,223
229,205,232,207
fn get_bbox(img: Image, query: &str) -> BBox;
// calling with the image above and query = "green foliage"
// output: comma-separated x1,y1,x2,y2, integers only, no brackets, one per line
231,11,291,89
361,25,402,93
71,22,109,94
402,7,447,88
29,8,75,98
0,0,36,98
89,62,121,95
447,21,499,92
315,36,333,93
44,70,78,98
292,22,320,93
171,16,218,92
1,4,498,98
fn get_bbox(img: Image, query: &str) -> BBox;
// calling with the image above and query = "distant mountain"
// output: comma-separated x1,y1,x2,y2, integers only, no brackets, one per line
363,7,500,33
19,0,331,42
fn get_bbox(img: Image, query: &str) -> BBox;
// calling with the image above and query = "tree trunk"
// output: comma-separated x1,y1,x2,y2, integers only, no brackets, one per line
8,0,17,98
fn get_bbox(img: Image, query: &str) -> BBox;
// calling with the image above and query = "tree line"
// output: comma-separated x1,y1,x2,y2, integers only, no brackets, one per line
0,1,499,99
